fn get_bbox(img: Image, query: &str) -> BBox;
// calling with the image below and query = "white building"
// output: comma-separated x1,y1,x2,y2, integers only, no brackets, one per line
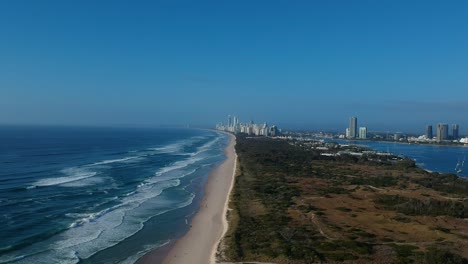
217,115,280,137
359,127,367,139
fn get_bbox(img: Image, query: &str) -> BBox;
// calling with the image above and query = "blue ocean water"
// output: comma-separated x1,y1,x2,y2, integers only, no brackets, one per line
0,126,229,264
334,139,468,178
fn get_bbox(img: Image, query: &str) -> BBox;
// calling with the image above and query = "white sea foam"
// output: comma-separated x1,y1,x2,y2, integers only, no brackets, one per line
150,137,221,178
62,176,107,188
143,168,198,187
65,207,114,228
154,156,204,177
150,135,214,155
139,137,221,187
192,135,208,139
33,168,97,187
2,134,226,264
150,142,186,154
0,178,193,264
120,241,170,264
31,154,143,188
88,156,140,166
190,137,220,156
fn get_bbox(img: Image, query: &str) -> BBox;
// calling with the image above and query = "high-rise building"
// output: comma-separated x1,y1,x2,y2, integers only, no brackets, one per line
426,125,433,139
452,124,460,140
358,127,367,139
437,123,449,142
394,133,402,141
348,117,357,139
217,115,280,137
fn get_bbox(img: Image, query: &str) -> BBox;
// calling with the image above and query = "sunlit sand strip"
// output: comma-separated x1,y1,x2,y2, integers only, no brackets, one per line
160,133,236,264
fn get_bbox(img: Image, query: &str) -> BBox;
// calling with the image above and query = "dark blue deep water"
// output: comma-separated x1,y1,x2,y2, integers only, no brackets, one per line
0,126,228,263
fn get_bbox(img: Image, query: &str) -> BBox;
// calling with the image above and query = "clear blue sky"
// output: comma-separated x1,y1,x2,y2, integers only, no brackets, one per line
1,1,467,133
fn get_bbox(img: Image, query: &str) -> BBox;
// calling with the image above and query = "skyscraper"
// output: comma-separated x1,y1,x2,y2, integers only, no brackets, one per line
227,115,232,128
452,124,459,140
233,116,238,128
426,125,433,139
348,117,357,139
437,123,448,142
359,127,367,139
233,116,239,133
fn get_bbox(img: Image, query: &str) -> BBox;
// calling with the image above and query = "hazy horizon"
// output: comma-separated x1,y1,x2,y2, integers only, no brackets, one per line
1,1,467,133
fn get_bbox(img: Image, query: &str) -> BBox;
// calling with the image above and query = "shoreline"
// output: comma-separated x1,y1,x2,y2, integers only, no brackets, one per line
336,137,467,148
137,133,237,264
335,138,467,178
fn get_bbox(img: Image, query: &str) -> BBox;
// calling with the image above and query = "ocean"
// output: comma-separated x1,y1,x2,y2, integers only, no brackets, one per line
0,126,229,264
332,139,468,178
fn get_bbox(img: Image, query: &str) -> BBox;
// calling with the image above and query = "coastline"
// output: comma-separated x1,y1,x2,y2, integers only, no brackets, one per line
338,137,467,148
334,138,468,178
137,133,237,264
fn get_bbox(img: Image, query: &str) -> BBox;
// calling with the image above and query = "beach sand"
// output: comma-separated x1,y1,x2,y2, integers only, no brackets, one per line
137,133,237,264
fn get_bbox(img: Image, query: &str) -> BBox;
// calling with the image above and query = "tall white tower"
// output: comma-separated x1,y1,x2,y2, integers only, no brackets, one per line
349,117,357,139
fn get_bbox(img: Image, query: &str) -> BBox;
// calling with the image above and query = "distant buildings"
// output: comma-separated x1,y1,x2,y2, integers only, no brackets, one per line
216,115,280,137
437,123,449,142
394,133,402,141
338,117,462,144
425,125,433,139
348,117,357,139
344,117,366,140
422,123,461,142
358,127,367,139
452,124,459,140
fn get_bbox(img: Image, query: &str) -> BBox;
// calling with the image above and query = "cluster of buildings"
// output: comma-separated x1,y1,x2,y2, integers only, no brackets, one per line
215,115,281,136
424,124,459,142
289,139,406,163
342,117,465,144
345,117,367,139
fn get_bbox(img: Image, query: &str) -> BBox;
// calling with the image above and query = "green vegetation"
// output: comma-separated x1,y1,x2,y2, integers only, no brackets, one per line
376,194,468,218
416,248,468,264
391,244,418,259
335,207,352,212
350,175,398,187
411,173,468,197
221,135,468,263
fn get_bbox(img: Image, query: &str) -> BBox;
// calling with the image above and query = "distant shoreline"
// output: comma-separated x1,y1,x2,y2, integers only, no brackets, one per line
331,137,468,148
322,138,467,178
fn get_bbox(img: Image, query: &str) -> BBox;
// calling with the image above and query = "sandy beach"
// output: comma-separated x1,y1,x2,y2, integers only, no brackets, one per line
138,133,237,264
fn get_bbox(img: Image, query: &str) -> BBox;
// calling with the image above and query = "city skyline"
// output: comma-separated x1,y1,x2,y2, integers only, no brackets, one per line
2,2,468,263
344,116,462,139
216,115,280,137
1,2,468,131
